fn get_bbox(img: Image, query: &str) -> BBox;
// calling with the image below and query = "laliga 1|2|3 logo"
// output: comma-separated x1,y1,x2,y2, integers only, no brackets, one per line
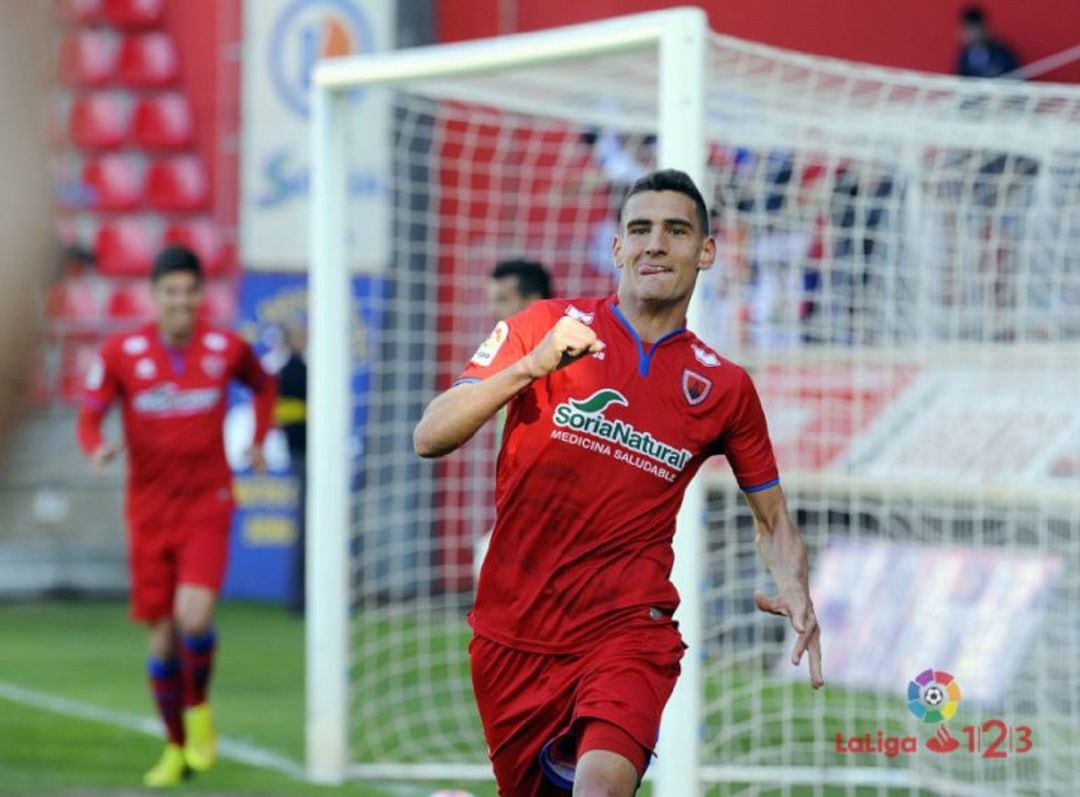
834,669,1034,759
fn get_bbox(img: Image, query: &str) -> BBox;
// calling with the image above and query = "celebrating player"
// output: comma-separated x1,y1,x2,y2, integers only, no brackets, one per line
414,169,823,796
76,246,276,788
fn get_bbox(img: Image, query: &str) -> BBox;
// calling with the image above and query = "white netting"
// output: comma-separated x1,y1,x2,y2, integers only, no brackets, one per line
334,28,1080,795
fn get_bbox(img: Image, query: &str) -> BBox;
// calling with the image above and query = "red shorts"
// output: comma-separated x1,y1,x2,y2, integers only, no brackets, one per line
469,610,685,796
126,486,234,622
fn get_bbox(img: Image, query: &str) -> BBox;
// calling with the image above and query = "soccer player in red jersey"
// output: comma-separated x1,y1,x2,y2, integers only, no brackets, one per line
415,170,823,796
76,246,276,787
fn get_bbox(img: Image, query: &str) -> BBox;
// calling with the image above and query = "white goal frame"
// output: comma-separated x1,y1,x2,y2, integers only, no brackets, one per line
308,7,710,793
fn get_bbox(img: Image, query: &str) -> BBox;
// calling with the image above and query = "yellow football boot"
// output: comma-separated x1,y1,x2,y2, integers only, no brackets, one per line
182,703,218,772
143,743,190,788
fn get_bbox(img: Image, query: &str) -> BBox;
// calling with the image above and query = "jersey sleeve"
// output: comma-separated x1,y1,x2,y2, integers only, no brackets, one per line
232,339,277,445
721,369,780,493
454,301,556,385
76,342,121,457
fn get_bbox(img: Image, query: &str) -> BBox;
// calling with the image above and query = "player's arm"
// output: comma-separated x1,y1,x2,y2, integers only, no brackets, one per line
413,316,603,459
747,485,824,689
76,349,121,473
234,341,277,473
721,367,822,688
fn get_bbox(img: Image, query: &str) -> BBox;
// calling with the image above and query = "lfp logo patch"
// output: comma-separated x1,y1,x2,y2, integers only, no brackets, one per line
908,668,963,723
270,0,375,118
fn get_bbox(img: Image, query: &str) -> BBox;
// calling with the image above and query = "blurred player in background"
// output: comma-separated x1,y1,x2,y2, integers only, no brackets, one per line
76,246,276,787
473,259,555,585
415,170,822,796
488,258,553,323
0,4,51,446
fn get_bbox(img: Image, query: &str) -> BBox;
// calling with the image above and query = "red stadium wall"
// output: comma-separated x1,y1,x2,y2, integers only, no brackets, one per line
439,0,1080,83
162,0,241,227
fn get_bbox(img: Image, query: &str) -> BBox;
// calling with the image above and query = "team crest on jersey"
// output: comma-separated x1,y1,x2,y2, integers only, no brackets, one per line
470,321,508,367
565,305,594,325
201,354,227,379
203,332,228,351
682,370,712,405
122,335,148,356
135,358,157,380
691,343,722,367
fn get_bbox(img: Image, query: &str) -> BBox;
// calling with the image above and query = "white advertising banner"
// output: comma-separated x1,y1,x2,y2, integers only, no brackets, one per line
241,0,393,271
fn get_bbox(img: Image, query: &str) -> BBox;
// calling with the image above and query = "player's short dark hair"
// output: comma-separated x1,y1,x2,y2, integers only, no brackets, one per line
961,5,985,26
620,168,710,235
151,245,204,284
490,258,552,300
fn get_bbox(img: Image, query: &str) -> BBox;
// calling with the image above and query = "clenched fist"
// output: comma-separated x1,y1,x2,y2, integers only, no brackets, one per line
524,317,605,379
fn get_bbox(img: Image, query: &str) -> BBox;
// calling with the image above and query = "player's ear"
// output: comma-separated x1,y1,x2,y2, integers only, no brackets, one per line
697,235,717,272
611,233,624,269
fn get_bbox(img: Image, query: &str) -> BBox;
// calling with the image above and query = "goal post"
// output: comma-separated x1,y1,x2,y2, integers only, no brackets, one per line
309,7,712,791
309,7,1080,795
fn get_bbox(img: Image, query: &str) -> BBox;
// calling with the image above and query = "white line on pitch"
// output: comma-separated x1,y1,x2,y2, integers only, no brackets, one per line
0,679,306,780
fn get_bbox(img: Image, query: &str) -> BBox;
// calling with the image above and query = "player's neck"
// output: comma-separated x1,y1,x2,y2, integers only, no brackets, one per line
158,324,194,348
614,292,688,343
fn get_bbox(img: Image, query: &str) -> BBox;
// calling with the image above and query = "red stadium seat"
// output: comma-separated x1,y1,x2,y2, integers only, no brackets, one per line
82,155,143,211
199,281,235,326
46,278,101,338
116,33,179,87
58,32,115,87
69,93,128,150
131,93,193,151
164,219,228,275
146,156,209,212
106,281,156,324
103,0,165,29
95,219,157,276
57,0,103,25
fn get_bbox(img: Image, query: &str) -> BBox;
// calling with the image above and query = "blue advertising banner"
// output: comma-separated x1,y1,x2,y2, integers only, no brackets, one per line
222,271,381,601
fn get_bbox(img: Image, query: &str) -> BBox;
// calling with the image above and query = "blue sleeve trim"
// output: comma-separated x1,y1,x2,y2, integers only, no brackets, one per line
742,477,780,494
452,377,481,386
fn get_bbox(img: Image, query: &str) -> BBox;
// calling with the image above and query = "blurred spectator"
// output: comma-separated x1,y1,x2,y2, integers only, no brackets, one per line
956,6,1021,78
275,323,308,615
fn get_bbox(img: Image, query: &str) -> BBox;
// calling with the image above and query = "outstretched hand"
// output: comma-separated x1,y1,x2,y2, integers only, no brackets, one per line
90,440,122,474
525,316,604,379
755,587,824,689
245,444,268,474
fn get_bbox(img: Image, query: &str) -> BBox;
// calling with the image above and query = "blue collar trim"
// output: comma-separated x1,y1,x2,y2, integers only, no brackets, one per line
610,303,685,377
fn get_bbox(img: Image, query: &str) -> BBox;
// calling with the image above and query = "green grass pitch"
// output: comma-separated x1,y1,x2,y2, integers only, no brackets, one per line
0,600,497,797
0,601,960,797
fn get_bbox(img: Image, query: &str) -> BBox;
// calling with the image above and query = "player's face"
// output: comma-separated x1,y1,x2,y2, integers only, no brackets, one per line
613,190,715,306
152,271,202,340
488,276,534,321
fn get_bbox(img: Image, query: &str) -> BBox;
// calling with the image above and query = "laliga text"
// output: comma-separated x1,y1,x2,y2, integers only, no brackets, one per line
835,721,1033,759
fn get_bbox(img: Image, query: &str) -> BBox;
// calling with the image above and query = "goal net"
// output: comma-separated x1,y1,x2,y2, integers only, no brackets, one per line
309,10,1080,795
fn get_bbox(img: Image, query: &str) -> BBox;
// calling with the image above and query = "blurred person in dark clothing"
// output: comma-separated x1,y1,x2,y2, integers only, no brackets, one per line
275,323,308,615
956,6,1021,78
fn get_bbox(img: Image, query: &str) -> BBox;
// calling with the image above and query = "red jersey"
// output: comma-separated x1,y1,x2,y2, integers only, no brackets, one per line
457,295,778,654
77,322,275,518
